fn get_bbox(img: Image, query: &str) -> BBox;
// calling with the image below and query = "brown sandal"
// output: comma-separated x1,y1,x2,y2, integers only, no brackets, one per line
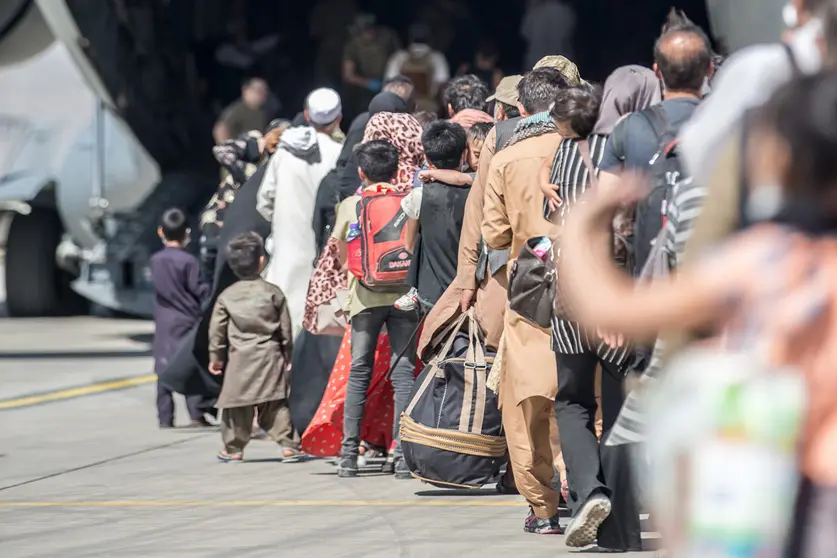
217,450,243,462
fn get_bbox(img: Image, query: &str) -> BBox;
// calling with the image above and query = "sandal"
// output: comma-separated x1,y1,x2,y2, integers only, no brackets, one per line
217,450,243,462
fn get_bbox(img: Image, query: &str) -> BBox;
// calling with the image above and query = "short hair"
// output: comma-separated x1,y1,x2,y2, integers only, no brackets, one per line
654,11,713,92
498,101,521,119
226,231,264,279
160,208,188,242
550,84,603,139
414,111,440,129
383,75,415,103
467,122,493,144
443,74,490,114
356,140,399,183
422,121,468,170
517,68,569,115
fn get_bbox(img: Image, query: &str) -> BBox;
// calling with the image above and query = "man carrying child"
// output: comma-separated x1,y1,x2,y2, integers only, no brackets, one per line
208,232,301,462
332,140,419,479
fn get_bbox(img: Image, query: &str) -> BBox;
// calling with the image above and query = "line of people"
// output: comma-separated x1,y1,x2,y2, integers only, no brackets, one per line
153,1,837,554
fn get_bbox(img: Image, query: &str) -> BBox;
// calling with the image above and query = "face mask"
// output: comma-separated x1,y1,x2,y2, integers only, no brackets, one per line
783,3,799,29
746,184,785,223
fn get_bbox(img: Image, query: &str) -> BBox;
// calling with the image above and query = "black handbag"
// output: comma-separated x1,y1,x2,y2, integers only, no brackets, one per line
508,237,556,328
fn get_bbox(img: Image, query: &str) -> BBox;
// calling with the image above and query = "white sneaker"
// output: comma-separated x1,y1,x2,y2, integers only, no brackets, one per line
394,288,419,311
564,495,612,548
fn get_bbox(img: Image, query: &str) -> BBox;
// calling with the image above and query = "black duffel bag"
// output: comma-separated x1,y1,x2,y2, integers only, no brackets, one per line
401,311,506,489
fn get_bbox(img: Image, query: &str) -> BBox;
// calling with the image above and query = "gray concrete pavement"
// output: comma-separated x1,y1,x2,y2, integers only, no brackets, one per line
0,317,655,557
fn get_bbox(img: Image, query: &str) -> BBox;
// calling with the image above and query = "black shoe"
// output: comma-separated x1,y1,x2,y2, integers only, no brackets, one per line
381,450,395,474
496,474,520,495
393,458,412,480
337,456,358,478
523,507,563,535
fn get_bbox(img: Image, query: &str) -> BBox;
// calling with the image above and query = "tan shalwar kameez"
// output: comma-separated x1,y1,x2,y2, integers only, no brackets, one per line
482,132,563,519
209,278,299,453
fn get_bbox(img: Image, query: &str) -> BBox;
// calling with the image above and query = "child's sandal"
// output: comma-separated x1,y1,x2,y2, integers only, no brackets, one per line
217,450,243,462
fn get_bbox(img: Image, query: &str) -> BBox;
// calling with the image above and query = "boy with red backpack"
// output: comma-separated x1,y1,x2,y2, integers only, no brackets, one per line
332,140,419,479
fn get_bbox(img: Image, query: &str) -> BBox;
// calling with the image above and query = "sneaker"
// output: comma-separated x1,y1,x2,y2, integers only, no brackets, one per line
337,455,358,478
381,450,395,474
394,288,419,311
393,458,412,480
523,508,563,535
564,495,612,548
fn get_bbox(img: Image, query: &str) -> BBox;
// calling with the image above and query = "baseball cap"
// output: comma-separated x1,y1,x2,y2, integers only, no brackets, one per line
306,88,342,126
533,55,582,85
486,75,523,105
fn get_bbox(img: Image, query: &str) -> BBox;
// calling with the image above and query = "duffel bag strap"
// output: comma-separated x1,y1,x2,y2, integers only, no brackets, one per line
405,312,469,418
460,310,488,433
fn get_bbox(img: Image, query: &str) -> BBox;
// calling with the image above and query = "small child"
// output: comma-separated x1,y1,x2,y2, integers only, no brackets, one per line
208,231,301,462
150,208,211,428
395,121,479,311
398,121,472,311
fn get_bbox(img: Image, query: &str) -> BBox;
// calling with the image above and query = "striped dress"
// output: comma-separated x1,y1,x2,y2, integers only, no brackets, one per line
607,176,708,445
546,135,632,367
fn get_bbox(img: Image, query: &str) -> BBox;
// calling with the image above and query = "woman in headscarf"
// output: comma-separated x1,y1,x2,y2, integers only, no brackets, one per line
301,108,424,468
536,68,660,552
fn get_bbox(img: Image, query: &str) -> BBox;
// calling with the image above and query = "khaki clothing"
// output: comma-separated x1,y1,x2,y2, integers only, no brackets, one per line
219,100,267,140
483,133,562,406
343,29,400,78
221,400,299,453
209,278,294,409
503,393,559,518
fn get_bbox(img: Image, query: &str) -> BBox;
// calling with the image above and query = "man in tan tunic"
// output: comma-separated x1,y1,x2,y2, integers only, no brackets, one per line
481,68,567,533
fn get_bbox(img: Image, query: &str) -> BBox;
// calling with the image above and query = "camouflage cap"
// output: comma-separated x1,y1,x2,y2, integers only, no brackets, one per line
532,55,582,85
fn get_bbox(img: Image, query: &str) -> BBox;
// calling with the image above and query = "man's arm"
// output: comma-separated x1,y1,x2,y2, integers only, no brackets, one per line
404,219,419,253
481,160,512,250
208,297,230,373
256,151,282,221
213,121,231,145
456,126,496,289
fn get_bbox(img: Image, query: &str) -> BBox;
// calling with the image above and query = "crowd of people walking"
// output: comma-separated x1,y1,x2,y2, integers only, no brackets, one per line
153,1,837,556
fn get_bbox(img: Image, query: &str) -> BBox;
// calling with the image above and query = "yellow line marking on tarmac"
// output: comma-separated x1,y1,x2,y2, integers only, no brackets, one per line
0,374,156,410
0,500,528,509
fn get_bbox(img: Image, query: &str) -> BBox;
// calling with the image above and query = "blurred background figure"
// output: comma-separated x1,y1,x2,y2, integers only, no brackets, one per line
458,39,505,89
310,0,359,89
213,77,270,144
342,13,401,122
521,0,577,69
385,24,451,114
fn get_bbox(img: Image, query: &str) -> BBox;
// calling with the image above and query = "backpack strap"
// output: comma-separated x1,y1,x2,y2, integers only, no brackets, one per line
641,105,673,139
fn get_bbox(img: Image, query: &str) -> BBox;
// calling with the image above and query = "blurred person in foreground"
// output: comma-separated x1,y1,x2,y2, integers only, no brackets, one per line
559,73,837,558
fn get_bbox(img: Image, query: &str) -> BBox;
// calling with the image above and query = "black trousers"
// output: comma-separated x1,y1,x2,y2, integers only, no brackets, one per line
156,381,207,426
553,351,642,551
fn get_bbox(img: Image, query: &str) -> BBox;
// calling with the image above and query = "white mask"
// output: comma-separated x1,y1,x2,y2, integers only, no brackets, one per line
783,3,799,29
746,184,785,222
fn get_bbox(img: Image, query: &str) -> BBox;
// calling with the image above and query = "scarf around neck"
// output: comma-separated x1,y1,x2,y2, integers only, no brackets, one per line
504,111,557,149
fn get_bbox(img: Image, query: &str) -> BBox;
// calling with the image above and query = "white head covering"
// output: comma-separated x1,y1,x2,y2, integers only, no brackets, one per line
306,88,342,126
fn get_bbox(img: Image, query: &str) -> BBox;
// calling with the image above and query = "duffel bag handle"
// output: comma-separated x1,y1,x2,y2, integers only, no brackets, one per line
432,311,470,367
460,310,488,433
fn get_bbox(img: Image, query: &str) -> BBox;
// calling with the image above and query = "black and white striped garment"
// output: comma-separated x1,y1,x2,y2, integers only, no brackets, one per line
546,135,632,367
607,176,708,446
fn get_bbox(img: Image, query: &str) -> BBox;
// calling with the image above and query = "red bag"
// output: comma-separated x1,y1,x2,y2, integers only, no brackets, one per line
352,186,412,291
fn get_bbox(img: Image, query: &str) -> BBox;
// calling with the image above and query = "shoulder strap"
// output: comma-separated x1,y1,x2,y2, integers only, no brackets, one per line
782,42,801,78
641,104,675,142
577,139,598,190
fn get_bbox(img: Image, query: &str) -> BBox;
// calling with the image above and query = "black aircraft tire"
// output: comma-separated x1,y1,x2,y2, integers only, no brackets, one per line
5,208,63,317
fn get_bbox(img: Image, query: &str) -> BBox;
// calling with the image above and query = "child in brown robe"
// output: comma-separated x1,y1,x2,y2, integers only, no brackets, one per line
208,231,301,462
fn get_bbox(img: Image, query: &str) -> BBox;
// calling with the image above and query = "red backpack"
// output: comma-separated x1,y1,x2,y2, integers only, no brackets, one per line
347,185,412,291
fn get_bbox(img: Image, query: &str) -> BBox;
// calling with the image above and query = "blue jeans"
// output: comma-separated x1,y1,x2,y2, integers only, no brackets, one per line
341,306,418,459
